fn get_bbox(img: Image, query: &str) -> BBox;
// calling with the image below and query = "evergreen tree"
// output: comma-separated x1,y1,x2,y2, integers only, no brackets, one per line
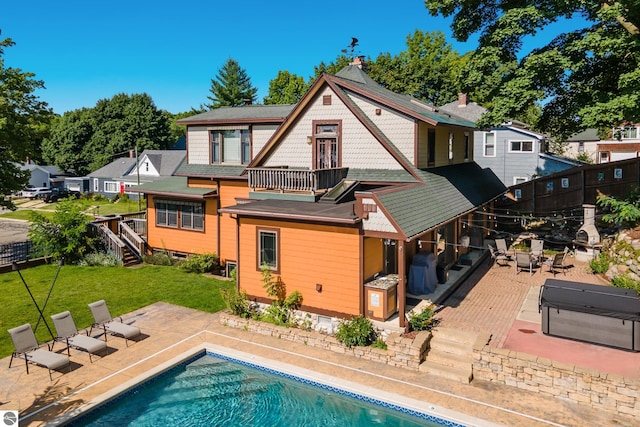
206,58,257,109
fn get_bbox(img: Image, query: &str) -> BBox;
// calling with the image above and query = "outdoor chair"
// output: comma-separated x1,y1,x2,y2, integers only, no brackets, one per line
88,300,141,346
8,323,70,380
495,238,509,256
544,247,569,276
530,239,544,258
51,310,108,362
489,245,511,266
515,252,534,276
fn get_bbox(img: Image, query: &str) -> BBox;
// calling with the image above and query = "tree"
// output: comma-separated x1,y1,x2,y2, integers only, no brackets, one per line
263,71,307,105
43,93,174,173
425,1,640,139
367,30,467,106
28,200,98,263
206,58,257,109
0,33,53,208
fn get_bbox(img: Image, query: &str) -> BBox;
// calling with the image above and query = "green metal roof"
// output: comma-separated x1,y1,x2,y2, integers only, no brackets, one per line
135,176,217,198
376,163,506,239
174,161,247,178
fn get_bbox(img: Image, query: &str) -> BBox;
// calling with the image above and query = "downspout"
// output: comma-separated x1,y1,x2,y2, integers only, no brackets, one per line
216,179,221,258
398,240,406,329
234,214,240,291
359,232,364,316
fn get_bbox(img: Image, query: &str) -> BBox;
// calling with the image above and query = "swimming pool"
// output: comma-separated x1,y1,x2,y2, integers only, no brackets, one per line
67,350,464,426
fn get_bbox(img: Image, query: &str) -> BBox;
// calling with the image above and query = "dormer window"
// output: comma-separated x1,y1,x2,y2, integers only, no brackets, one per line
210,128,251,165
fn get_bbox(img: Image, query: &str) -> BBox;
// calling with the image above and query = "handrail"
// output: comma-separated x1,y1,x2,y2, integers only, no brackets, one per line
119,222,145,259
92,223,126,261
247,167,348,193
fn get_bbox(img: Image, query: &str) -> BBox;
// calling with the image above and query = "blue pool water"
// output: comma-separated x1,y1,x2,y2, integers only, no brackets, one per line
70,351,463,426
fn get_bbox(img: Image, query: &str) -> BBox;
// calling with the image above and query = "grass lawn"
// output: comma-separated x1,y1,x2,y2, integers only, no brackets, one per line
0,263,234,358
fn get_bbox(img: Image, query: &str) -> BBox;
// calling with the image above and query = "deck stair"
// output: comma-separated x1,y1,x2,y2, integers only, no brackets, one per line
419,327,477,383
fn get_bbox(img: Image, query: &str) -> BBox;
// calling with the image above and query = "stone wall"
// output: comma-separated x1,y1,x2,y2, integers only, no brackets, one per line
219,312,430,370
472,343,640,417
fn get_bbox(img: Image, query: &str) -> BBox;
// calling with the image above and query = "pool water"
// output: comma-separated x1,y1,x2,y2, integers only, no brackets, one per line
70,352,460,426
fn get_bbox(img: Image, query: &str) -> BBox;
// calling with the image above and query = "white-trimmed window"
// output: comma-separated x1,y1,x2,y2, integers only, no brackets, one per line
484,133,496,157
599,151,610,163
615,126,638,140
513,176,528,185
463,132,470,161
210,128,251,165
93,178,99,192
104,181,118,193
155,199,204,231
509,140,534,153
257,228,279,272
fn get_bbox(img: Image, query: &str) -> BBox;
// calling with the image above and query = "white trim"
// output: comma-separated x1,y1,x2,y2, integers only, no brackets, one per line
513,176,528,185
507,139,535,153
483,132,496,157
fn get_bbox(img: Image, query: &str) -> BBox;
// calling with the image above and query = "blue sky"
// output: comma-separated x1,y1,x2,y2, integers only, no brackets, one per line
2,1,584,115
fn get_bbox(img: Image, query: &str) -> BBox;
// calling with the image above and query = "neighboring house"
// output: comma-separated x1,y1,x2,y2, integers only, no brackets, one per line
19,161,69,190
438,95,580,186
88,150,186,200
137,59,506,329
565,125,640,164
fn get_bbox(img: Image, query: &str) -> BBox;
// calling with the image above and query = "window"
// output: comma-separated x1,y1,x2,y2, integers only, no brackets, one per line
578,142,585,153
104,181,118,193
513,176,528,185
463,132,469,161
427,128,436,166
313,121,341,169
448,132,454,162
615,126,638,140
155,199,204,231
210,128,251,165
599,151,610,163
509,140,534,152
258,228,279,271
484,133,496,157
93,179,99,192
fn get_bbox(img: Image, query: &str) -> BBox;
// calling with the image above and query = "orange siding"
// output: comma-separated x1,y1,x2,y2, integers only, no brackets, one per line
238,218,361,316
363,237,383,280
188,178,219,188
146,195,219,254
218,180,250,263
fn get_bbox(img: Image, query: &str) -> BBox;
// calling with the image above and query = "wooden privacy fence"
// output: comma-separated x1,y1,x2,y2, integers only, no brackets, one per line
496,157,640,215
0,241,35,266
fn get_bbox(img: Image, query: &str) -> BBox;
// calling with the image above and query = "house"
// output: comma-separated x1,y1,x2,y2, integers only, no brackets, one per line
564,125,640,164
19,161,69,190
88,150,186,201
137,59,506,329
438,95,580,186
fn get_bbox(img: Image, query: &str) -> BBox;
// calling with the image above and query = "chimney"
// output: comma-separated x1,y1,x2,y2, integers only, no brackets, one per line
350,56,365,69
129,150,134,158
458,93,469,107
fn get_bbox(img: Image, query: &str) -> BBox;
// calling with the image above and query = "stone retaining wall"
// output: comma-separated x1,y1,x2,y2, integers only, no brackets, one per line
472,343,640,417
220,312,430,370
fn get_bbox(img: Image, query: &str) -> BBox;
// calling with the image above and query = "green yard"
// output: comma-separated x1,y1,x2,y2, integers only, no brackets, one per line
0,263,234,358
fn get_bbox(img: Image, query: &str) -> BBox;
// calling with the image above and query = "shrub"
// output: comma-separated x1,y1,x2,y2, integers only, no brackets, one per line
78,251,121,267
589,253,610,274
180,253,220,274
611,274,640,293
220,288,256,319
335,315,377,348
371,338,387,350
408,307,435,332
143,251,174,266
259,263,303,326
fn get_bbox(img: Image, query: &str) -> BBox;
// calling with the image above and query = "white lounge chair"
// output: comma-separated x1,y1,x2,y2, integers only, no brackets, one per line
88,300,141,346
51,310,107,362
8,323,70,380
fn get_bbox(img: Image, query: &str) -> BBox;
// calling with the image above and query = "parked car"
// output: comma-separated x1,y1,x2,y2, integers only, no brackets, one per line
21,187,51,199
42,188,80,203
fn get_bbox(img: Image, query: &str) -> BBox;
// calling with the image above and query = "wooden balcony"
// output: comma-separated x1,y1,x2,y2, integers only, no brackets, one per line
248,167,349,194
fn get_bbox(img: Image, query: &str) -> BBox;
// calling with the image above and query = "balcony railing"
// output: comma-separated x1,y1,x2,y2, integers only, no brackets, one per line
248,167,348,194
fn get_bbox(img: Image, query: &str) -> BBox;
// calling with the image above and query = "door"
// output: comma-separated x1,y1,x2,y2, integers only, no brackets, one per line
316,138,337,169
383,239,397,275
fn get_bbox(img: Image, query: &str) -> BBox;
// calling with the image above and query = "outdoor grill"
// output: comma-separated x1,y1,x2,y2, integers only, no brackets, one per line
573,204,601,262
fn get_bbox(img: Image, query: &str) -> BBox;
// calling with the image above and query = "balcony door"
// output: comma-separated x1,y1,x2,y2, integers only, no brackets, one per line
313,121,341,169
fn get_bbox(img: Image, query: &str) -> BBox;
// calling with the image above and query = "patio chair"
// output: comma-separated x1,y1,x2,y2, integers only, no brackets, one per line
489,245,511,266
544,247,569,276
531,239,544,258
495,238,509,256
51,310,107,362
88,300,141,346
515,252,534,276
8,323,70,380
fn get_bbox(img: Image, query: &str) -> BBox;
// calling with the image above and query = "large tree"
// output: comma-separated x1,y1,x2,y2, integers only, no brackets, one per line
0,33,53,208
43,93,174,173
425,1,640,139
206,58,258,109
367,30,467,106
263,71,307,105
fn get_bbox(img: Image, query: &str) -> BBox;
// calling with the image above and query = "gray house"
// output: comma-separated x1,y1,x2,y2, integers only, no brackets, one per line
19,161,69,190
88,150,186,200
439,94,580,186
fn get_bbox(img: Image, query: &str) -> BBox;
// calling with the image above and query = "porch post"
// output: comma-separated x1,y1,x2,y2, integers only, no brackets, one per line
398,240,406,328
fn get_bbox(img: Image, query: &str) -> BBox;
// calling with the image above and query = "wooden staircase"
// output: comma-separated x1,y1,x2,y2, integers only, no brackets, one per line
419,327,481,383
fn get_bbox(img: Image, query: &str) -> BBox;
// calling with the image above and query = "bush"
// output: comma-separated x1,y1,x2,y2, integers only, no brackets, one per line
371,338,387,350
335,315,377,348
408,307,435,332
611,274,640,292
180,253,220,274
78,251,121,267
589,253,610,274
143,251,174,266
220,288,256,319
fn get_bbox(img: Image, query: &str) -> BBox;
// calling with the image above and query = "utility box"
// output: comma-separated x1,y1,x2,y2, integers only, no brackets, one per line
365,276,398,321
540,279,640,351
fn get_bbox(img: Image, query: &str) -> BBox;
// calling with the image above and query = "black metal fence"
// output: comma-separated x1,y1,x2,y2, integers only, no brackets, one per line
0,241,35,266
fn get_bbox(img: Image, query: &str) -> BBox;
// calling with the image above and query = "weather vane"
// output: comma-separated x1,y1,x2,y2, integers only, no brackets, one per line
341,37,359,60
